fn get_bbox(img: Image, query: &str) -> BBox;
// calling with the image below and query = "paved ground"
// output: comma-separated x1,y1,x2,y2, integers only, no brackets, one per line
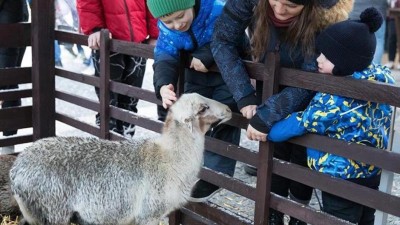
2,46,399,225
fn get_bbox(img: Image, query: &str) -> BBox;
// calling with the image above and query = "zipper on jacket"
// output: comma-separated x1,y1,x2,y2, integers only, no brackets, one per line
123,0,135,42
188,29,198,50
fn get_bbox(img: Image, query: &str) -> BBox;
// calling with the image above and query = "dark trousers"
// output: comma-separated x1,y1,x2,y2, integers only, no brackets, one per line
184,73,240,176
0,0,28,136
322,175,380,225
387,18,397,62
271,142,313,201
93,51,146,135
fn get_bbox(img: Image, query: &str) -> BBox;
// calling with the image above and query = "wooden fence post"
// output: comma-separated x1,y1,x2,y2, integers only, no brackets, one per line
31,0,56,140
99,29,111,139
254,52,280,225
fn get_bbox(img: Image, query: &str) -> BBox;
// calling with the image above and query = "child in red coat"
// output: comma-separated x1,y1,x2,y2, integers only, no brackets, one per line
77,0,158,137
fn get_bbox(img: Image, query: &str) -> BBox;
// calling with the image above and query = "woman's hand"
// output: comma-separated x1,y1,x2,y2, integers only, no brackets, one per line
160,84,177,109
240,105,257,119
246,124,267,142
190,57,208,73
88,31,112,50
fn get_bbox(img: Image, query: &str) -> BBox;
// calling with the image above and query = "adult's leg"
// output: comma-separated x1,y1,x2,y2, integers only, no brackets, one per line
289,144,313,202
322,175,380,225
92,50,122,134
352,175,380,225
54,41,62,67
117,55,146,137
387,19,397,63
322,191,363,224
287,144,313,225
373,20,386,64
0,0,27,136
270,142,293,197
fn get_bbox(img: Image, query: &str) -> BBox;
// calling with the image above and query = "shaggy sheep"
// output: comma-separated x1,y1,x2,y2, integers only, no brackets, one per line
10,93,232,225
0,154,20,220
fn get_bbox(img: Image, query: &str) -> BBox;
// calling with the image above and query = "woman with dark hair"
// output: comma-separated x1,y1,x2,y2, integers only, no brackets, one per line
211,0,354,224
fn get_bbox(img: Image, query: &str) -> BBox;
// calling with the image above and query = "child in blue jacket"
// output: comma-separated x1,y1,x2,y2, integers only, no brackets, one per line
268,8,395,225
147,0,248,202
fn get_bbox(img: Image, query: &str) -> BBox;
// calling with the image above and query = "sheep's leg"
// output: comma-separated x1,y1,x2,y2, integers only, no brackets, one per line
15,196,69,225
14,196,38,225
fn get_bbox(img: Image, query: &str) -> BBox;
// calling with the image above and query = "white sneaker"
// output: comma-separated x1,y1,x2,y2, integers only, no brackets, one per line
384,61,394,69
123,124,136,138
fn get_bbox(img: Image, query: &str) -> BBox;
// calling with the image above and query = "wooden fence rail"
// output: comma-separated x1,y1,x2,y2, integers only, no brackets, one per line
0,16,399,225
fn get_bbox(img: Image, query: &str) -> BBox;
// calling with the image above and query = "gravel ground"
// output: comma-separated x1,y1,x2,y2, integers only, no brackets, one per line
2,47,398,225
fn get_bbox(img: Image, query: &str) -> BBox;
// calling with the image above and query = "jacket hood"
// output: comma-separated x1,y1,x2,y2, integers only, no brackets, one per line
316,0,354,31
353,64,395,84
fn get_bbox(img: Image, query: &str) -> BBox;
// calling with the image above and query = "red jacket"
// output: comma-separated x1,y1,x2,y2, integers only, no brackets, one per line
77,0,158,43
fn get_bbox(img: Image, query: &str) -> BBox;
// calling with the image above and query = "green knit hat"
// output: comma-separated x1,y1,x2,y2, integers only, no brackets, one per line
147,0,195,18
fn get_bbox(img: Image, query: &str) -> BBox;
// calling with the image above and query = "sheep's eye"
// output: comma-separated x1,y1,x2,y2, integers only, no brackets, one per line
199,105,209,114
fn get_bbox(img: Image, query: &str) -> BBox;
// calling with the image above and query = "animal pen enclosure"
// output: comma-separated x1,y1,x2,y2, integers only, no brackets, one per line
1,1,400,224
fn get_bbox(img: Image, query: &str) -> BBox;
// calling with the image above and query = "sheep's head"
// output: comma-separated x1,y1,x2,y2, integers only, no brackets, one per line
168,93,232,134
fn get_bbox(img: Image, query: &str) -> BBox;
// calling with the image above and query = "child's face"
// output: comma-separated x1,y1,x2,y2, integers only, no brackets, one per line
160,8,194,32
316,53,334,74
268,0,304,21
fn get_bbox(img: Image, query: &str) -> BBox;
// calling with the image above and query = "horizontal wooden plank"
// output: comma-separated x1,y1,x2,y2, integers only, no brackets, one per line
272,158,400,217
199,167,256,200
55,112,100,137
56,68,99,87
55,90,99,112
180,210,217,225
290,134,400,173
0,89,32,101
204,137,258,166
0,67,32,86
207,60,271,82
110,80,161,105
270,194,354,225
0,106,32,131
279,67,400,107
55,30,88,46
110,40,154,59
0,23,31,47
0,134,33,148
183,201,253,225
56,112,126,141
110,106,163,133
389,8,400,16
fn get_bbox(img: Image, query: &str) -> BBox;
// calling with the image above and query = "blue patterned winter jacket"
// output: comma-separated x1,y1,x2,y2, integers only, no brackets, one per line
153,0,225,98
268,64,395,179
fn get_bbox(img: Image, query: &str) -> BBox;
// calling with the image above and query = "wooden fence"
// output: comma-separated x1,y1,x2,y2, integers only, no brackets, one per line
0,2,400,224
